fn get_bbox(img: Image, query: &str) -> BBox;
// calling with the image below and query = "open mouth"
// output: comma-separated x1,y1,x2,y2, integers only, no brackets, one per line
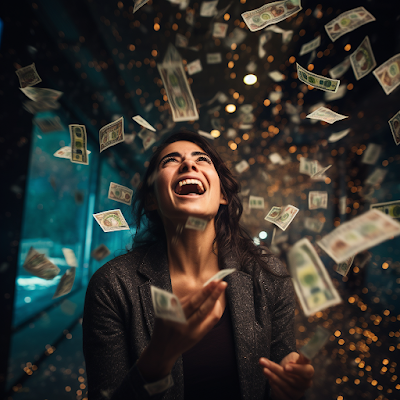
174,178,206,196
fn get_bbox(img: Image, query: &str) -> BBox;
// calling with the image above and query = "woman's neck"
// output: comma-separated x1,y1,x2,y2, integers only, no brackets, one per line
164,218,220,280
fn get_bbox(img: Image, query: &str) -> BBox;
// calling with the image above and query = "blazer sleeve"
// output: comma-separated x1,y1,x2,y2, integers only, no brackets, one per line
268,261,297,364
82,267,169,400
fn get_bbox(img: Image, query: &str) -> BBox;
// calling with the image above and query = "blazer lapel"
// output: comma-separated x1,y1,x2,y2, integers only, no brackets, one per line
225,259,257,400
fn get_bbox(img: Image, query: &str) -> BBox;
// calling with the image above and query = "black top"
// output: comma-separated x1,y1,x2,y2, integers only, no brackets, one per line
182,305,241,399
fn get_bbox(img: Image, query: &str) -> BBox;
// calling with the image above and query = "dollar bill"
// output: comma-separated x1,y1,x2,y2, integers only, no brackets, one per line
198,130,214,140
108,182,133,206
175,33,188,48
53,146,91,160
304,217,324,233
203,268,236,287
324,85,347,102
224,27,247,48
324,7,375,42
311,165,332,179
306,107,348,124
288,238,342,317
53,268,76,299
140,130,157,150
186,11,195,25
389,110,400,145
265,205,299,231
365,168,387,186
373,53,400,95
15,63,42,88
299,36,321,57
336,255,355,277
23,247,60,280
20,87,63,102
93,209,130,232
297,64,340,93
241,0,302,32
91,244,111,261
163,43,182,65
158,63,199,122
185,216,208,231
339,196,347,215
249,195,265,209
328,128,350,143
133,0,149,13
309,191,328,210
235,159,250,174
361,143,381,165
187,59,202,75
62,248,78,267
132,115,156,132
300,326,331,359
207,53,222,64
69,124,89,165
35,116,64,133
317,209,400,263
213,22,228,38
350,36,376,81
268,71,285,82
151,285,187,323
329,57,351,79
299,158,316,176
99,117,124,152
258,32,271,58
23,99,60,114
370,200,400,220
200,0,218,16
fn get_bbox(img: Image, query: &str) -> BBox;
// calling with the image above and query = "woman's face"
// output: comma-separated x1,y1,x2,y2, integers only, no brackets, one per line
152,140,227,225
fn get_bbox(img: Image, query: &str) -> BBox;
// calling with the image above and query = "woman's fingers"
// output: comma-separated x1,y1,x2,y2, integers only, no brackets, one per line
262,367,300,400
182,280,219,319
285,363,314,381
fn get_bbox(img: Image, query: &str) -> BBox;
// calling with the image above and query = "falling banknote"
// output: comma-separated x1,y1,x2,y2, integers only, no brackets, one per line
53,268,76,299
329,58,351,79
304,217,324,233
336,255,355,277
108,182,133,206
151,286,187,323
54,146,91,160
370,200,400,220
309,191,328,210
300,326,331,360
373,53,400,95
99,117,125,152
324,7,375,43
265,205,299,231
91,244,111,261
62,248,78,267
157,63,199,122
69,124,89,165
185,216,208,231
93,209,130,232
241,0,302,32
15,63,42,88
297,63,340,93
288,238,342,317
350,36,376,81
20,87,63,102
306,107,348,124
299,36,321,57
203,268,236,287
23,247,60,280
388,110,400,145
249,195,265,209
132,115,156,132
317,209,400,263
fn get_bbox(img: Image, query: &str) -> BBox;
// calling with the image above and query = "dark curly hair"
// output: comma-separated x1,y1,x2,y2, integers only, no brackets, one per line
130,129,287,283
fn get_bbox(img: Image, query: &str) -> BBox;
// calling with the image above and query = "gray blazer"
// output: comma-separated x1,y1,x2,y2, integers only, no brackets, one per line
83,242,297,400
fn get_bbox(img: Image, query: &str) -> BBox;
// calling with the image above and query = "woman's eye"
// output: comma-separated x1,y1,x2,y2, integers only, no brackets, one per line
162,157,177,166
197,156,212,164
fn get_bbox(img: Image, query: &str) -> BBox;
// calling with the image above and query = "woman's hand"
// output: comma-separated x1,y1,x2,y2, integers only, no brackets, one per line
137,280,227,381
259,352,314,400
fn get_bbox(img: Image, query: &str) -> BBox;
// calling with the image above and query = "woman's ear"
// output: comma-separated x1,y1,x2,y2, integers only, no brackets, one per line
145,193,158,211
220,193,228,205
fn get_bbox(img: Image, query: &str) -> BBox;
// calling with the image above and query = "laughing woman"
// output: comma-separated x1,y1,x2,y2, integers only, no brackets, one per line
83,130,314,400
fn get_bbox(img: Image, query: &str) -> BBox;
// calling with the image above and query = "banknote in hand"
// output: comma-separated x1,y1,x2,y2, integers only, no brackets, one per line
288,238,342,316
203,268,235,287
151,285,187,323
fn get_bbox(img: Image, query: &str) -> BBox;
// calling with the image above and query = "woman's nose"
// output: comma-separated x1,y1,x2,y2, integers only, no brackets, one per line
179,159,198,173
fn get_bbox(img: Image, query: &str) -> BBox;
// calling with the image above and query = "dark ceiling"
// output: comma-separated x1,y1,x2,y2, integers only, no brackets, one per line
2,0,400,237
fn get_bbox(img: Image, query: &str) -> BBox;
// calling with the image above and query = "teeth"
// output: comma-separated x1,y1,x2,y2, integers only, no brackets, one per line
176,178,205,194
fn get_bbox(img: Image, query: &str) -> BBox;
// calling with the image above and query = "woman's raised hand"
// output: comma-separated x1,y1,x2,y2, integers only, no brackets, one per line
137,280,227,382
